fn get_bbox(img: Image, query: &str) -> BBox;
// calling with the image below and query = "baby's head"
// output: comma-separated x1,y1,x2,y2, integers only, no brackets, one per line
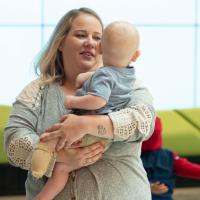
101,21,140,67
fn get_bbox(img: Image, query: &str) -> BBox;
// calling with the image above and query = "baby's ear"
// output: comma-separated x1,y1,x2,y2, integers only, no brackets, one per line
99,43,103,55
131,50,141,62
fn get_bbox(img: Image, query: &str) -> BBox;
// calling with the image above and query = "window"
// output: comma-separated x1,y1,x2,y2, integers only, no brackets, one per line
0,0,199,109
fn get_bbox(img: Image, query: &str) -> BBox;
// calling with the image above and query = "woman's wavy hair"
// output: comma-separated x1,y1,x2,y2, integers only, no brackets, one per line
35,7,103,84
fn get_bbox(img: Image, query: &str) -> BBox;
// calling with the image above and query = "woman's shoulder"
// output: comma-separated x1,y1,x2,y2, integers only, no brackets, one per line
134,78,145,89
16,78,47,110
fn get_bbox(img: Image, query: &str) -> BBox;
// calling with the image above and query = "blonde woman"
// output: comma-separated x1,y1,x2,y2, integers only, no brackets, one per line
5,7,155,200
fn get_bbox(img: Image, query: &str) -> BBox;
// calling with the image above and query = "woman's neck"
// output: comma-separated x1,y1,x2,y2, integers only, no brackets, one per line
61,78,77,95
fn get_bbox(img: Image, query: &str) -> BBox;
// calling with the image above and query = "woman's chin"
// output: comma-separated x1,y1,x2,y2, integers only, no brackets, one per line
80,62,96,72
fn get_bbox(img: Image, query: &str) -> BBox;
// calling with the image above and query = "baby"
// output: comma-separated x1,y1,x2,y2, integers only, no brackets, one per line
32,21,140,200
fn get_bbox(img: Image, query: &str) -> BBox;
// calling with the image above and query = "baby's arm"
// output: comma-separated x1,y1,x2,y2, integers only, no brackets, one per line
65,94,106,110
65,70,112,110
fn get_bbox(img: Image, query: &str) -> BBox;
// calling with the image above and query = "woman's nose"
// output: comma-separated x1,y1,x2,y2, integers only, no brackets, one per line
83,37,95,48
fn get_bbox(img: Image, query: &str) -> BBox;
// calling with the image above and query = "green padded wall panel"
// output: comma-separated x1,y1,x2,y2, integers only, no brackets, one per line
0,105,12,163
175,108,200,131
157,110,200,156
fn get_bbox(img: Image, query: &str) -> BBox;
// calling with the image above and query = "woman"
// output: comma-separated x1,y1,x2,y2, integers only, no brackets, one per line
4,7,155,200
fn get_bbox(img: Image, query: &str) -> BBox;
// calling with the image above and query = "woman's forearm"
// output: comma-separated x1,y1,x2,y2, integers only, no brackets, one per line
80,114,114,139
109,103,155,142
81,103,155,142
4,79,44,171
4,102,40,170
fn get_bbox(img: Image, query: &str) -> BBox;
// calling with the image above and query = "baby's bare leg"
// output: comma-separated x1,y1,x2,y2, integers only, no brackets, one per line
33,162,69,200
31,139,58,178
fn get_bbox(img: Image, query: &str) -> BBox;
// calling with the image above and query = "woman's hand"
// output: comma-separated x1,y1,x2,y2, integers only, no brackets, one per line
150,181,169,194
56,142,104,171
40,114,89,151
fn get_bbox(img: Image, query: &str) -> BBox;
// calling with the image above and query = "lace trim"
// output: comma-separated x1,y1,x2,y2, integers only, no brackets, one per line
109,103,153,139
16,79,45,110
7,136,34,169
7,135,56,177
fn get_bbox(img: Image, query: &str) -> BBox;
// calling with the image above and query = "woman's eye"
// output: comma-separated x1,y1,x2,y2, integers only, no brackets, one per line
76,34,85,38
93,36,101,41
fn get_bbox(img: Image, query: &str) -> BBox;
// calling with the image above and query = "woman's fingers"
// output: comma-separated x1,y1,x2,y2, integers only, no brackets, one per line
56,143,104,171
45,123,62,132
56,137,69,151
59,115,69,123
83,152,102,166
85,144,104,158
70,140,82,148
40,130,61,142
81,142,104,155
80,142,104,166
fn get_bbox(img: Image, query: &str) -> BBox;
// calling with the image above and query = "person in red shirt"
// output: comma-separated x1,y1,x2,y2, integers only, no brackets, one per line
141,117,200,200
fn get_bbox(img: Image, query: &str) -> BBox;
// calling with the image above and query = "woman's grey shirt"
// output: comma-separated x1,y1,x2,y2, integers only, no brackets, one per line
4,79,155,200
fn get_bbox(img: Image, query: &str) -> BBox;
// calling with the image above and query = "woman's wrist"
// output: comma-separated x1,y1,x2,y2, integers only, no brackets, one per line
79,115,114,139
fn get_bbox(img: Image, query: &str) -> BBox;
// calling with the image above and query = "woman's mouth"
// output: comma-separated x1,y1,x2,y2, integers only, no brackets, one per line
80,51,94,59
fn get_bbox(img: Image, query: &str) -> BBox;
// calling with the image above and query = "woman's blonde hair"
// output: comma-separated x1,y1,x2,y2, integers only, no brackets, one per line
35,7,103,84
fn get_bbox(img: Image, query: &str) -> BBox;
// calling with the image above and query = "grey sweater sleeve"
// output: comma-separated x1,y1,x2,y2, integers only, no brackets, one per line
4,79,43,170
108,79,156,142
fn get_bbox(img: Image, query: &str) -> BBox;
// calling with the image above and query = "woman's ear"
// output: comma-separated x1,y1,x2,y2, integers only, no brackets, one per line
131,50,141,62
59,42,63,51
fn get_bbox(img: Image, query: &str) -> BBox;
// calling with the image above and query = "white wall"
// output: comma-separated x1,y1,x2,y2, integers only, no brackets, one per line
0,0,199,110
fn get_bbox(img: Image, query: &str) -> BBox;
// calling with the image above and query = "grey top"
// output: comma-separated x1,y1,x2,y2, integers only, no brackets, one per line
4,78,155,200
76,66,135,113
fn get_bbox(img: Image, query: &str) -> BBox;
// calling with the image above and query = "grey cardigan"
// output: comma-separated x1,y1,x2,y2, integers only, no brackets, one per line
4,79,155,200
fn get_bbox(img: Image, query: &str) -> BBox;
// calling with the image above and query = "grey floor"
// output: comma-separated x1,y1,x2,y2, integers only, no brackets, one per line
0,187,199,200
173,187,200,200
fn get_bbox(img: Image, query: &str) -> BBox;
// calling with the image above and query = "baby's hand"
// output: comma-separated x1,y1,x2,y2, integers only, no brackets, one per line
150,181,168,194
76,72,94,88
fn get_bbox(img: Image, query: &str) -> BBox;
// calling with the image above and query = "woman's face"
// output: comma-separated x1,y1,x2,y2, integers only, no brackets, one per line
60,13,103,75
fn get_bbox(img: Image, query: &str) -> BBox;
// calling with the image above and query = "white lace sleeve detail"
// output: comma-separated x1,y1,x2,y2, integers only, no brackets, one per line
108,103,154,140
7,135,37,170
7,135,56,176
16,79,44,110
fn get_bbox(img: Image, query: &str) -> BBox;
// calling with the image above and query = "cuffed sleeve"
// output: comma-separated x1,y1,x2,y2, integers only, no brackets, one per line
6,131,38,170
4,79,44,171
5,126,56,177
109,103,155,142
